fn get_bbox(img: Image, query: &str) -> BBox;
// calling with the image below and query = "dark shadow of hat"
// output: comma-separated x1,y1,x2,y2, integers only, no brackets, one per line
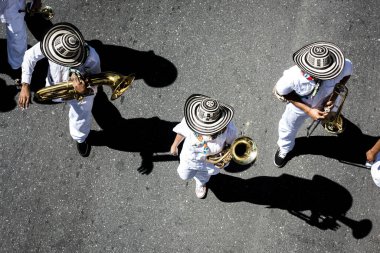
184,94,234,135
293,41,345,80
41,22,86,67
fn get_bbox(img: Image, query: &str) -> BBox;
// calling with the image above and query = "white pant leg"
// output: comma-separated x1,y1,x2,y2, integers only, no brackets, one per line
277,103,309,154
68,95,94,143
193,167,220,187
6,14,27,69
177,163,197,181
177,162,220,187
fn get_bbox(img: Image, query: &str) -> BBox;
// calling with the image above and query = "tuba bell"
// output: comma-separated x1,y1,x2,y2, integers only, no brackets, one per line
19,2,54,20
206,136,258,169
307,83,348,137
35,71,135,102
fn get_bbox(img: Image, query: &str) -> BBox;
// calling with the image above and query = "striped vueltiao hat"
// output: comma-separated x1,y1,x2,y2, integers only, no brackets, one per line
293,41,345,80
184,94,234,135
41,22,87,67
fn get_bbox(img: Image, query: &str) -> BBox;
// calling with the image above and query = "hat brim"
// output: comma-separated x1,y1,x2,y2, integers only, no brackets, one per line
41,22,86,67
184,94,234,135
293,41,345,80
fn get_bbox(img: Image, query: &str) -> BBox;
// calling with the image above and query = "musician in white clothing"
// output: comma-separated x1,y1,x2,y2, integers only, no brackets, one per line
170,94,238,199
18,22,101,157
273,41,352,167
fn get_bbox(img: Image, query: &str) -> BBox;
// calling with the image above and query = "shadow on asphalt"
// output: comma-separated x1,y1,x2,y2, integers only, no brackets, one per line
87,40,178,88
25,13,53,42
208,173,372,239
88,87,179,175
293,117,379,168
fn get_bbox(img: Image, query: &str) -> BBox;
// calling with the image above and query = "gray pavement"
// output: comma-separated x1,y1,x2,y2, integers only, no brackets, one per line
1,0,380,252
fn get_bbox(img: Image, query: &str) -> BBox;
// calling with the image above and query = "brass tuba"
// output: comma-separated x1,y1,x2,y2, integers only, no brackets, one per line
206,136,258,169
307,83,348,137
19,3,54,20
35,71,135,101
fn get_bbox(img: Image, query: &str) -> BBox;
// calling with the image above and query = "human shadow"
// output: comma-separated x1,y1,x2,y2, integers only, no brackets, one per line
24,13,53,42
87,40,177,88
293,117,379,168
0,77,19,112
88,87,179,174
208,173,372,239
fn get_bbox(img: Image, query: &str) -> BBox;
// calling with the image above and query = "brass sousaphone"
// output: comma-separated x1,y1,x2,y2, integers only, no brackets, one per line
206,136,258,169
35,71,135,101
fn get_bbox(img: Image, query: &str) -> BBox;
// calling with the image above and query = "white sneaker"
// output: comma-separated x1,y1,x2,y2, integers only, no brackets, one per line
195,185,207,199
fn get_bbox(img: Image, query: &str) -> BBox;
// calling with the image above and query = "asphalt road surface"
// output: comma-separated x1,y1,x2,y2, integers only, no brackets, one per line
1,0,379,252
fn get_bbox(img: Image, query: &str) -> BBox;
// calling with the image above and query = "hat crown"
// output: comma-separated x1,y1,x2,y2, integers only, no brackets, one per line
41,22,86,67
53,34,81,58
197,98,221,122
306,45,332,69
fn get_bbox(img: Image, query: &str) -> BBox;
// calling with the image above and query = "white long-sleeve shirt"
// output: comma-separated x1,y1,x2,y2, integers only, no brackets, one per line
21,42,101,87
275,59,352,112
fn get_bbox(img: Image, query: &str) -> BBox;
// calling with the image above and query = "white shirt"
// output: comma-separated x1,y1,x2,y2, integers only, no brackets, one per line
0,0,25,23
371,152,380,187
276,59,353,112
21,42,101,90
173,118,238,166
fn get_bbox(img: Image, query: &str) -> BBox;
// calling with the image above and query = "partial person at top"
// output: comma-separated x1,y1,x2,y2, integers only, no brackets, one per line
0,0,41,78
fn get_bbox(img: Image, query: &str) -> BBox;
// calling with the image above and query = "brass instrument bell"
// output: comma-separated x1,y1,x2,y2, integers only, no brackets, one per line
19,2,54,20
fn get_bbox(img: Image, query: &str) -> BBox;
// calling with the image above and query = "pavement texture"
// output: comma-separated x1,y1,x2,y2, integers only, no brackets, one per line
0,0,380,252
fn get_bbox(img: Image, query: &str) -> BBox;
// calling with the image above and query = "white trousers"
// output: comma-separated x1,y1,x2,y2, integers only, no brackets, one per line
277,103,309,155
44,79,94,143
177,161,220,187
67,96,94,143
5,13,27,69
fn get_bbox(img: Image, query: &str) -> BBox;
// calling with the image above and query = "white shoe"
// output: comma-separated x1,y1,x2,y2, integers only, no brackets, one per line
195,185,207,199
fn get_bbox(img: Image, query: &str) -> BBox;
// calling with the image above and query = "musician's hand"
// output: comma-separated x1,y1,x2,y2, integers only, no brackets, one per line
366,149,377,163
18,83,31,110
307,108,328,121
170,144,179,156
70,73,87,94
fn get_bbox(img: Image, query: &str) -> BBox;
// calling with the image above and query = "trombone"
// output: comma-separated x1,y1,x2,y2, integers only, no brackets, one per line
306,83,348,137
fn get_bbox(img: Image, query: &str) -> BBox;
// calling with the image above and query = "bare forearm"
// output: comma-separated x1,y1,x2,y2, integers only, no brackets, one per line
172,134,185,147
283,92,311,114
370,139,380,156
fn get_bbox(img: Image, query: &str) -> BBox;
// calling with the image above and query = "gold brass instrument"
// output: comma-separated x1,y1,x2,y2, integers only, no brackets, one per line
35,71,135,101
206,136,258,169
306,83,348,137
19,2,54,20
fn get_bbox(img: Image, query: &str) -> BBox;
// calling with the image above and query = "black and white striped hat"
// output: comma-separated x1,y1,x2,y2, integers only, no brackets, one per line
41,22,87,67
293,41,345,80
184,94,234,135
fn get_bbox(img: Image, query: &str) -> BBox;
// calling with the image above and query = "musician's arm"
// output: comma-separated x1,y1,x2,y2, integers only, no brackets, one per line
170,134,185,156
19,43,45,109
283,92,327,121
367,139,380,163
